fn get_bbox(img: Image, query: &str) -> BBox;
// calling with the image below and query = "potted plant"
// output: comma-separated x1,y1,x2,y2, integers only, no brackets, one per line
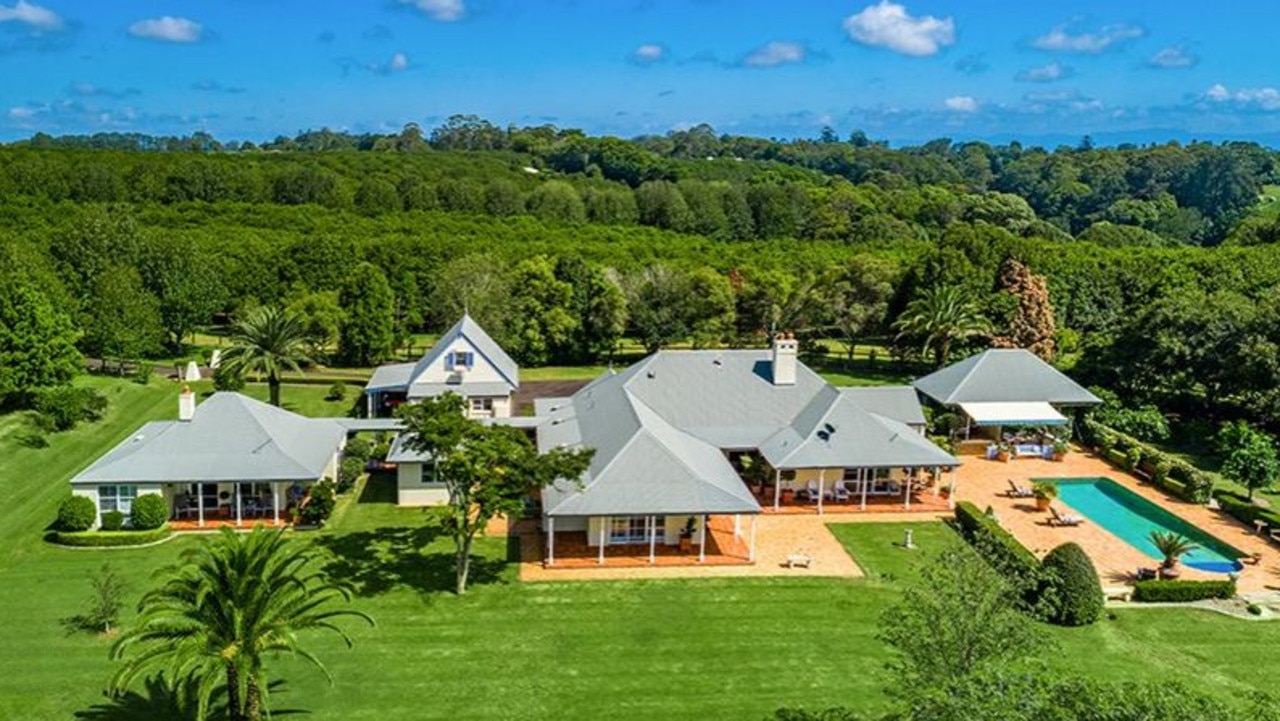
1052,439,1069,461
1032,480,1059,511
678,518,695,553
1150,531,1198,578
996,442,1012,463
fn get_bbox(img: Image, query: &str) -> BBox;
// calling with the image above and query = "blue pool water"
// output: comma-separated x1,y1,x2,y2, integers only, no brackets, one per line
1050,478,1245,574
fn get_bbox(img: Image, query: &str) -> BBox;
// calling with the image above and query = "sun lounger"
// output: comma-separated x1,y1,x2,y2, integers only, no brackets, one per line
1050,506,1084,527
1006,479,1034,498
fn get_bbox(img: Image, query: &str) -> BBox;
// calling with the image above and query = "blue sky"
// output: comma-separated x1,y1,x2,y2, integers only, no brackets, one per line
2,0,1279,145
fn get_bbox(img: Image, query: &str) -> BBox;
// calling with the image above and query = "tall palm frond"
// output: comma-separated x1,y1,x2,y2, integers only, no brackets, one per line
219,306,314,407
109,527,374,721
892,286,990,368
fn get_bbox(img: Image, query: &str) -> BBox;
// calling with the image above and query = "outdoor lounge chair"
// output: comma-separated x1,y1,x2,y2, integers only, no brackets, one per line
1006,480,1034,498
1270,527,1280,545
832,482,851,503
1050,506,1084,527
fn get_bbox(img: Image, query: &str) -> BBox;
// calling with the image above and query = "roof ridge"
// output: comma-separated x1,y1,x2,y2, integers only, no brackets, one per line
946,351,987,405
229,394,330,477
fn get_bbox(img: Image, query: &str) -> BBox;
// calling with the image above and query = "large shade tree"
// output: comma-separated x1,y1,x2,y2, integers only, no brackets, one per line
109,527,373,721
0,268,82,407
398,394,593,594
337,262,396,367
219,305,313,407
893,285,991,368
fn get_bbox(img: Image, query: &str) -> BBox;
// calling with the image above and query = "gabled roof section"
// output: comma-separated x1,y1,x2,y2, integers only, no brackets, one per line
840,386,927,426
71,393,346,484
759,391,957,470
912,349,1101,407
410,313,519,390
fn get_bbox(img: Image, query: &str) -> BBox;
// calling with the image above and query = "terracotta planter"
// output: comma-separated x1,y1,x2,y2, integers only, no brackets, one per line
678,536,692,553
1053,452,1065,462
781,489,795,504
1035,497,1052,512
997,451,1011,463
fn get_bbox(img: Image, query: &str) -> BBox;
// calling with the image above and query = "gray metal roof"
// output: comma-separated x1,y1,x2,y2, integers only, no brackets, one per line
912,349,1102,407
538,350,956,517
839,386,927,426
335,418,405,432
364,362,415,392
407,381,514,399
71,393,346,484
759,392,958,469
387,432,431,463
410,313,519,389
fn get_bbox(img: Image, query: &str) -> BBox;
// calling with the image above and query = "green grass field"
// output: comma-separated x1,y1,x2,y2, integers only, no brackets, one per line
1,376,1279,719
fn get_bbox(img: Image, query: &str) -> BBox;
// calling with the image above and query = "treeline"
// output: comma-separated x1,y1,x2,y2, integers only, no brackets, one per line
8,116,1280,246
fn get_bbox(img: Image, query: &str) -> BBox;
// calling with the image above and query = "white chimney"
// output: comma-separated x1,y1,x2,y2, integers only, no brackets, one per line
178,386,196,421
772,332,798,386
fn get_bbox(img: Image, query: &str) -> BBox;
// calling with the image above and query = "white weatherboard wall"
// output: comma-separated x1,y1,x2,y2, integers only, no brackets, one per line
584,515,704,547
77,484,164,529
410,338,508,388
395,462,449,506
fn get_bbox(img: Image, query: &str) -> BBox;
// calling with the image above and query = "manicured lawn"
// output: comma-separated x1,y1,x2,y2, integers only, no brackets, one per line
3,377,1280,720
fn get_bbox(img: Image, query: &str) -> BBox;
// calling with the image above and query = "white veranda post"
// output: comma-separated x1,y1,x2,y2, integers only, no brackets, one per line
598,517,606,565
748,515,758,562
860,468,869,511
235,483,242,525
817,469,826,515
903,470,912,510
648,515,657,564
948,470,958,509
272,482,280,524
773,468,781,510
197,486,204,527
546,517,555,566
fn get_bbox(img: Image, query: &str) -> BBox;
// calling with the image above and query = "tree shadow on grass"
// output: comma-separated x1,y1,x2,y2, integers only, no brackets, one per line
316,513,512,598
76,676,305,721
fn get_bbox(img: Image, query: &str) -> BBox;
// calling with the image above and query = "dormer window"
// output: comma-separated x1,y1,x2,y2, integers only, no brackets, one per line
446,351,475,370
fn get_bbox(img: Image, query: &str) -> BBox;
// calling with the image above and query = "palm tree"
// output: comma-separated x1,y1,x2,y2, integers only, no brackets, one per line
1149,531,1199,569
219,306,313,407
109,527,374,721
892,286,990,368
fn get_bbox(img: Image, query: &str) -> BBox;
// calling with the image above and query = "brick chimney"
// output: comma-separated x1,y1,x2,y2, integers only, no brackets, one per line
772,332,798,386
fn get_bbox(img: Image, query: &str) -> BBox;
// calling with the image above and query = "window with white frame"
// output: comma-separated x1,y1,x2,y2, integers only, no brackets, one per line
470,397,493,413
98,485,138,516
609,516,659,544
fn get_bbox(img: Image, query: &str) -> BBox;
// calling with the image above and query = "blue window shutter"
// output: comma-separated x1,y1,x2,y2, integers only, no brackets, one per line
445,352,454,367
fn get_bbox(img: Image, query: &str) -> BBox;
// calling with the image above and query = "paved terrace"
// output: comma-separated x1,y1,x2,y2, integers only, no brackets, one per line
957,449,1280,594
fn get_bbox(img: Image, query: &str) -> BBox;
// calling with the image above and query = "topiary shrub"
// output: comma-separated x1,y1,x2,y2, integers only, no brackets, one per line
100,510,125,532
1131,579,1236,603
57,495,97,532
129,493,169,530
133,362,154,386
1039,542,1104,626
326,381,348,402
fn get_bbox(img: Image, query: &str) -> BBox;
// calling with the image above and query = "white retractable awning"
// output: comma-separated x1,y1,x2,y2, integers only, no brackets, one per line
959,401,1068,427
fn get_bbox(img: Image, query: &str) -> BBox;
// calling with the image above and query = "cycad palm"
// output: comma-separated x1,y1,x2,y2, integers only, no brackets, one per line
893,286,990,368
109,527,374,721
220,306,313,407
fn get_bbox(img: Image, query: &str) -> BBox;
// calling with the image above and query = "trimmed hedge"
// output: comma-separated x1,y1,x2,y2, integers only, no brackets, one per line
1131,578,1237,603
130,493,169,530
54,526,172,547
1040,542,1105,626
1212,489,1280,529
57,495,97,532
1081,419,1214,503
954,501,1043,607
100,510,125,531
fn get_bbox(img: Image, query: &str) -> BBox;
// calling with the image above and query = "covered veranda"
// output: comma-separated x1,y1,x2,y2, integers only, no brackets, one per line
952,401,1070,458
762,465,956,515
543,513,759,568
166,480,309,530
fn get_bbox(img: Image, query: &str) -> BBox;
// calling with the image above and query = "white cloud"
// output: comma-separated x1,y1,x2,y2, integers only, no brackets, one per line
632,43,664,64
944,95,978,113
1148,45,1197,69
8,105,37,119
128,16,203,43
842,1,954,57
388,51,410,72
0,1,62,30
1204,83,1280,111
1017,61,1071,83
1032,23,1144,54
741,41,806,68
401,0,464,22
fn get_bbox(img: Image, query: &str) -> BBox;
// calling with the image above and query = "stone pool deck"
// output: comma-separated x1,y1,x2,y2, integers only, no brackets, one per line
957,448,1280,594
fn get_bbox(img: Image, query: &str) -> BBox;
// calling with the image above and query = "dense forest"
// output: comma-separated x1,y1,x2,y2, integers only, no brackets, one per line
6,117,1280,440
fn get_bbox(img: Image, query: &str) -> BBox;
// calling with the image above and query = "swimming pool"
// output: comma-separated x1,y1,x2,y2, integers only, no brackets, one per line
1048,477,1245,574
